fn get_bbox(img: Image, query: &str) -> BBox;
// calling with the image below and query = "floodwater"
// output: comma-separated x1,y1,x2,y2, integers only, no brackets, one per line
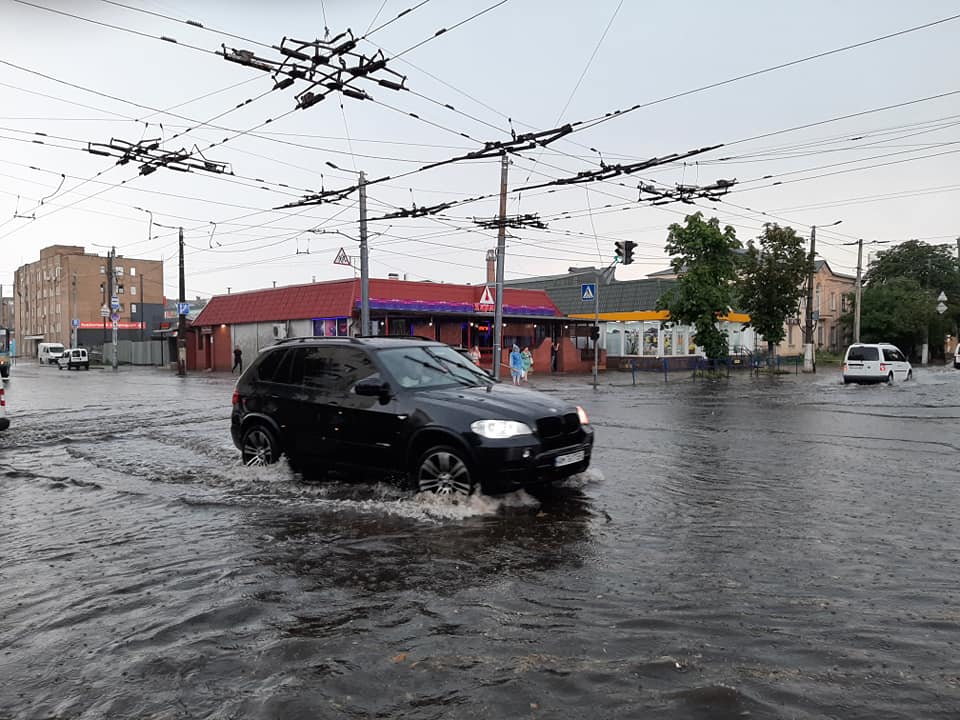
1,361,959,719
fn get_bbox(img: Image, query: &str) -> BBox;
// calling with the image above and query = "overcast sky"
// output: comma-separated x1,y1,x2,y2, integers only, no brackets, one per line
1,0,958,301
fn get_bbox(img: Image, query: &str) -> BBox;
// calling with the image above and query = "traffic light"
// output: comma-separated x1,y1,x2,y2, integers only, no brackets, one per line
590,325,600,341
614,240,637,265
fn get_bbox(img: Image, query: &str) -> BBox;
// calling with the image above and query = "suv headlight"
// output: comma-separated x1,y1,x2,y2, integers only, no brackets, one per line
576,405,590,424
471,420,533,439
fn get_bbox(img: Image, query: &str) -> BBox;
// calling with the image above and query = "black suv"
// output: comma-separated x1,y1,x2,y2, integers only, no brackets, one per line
231,337,594,496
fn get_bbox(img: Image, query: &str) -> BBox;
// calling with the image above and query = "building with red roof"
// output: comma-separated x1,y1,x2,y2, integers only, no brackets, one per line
188,278,597,374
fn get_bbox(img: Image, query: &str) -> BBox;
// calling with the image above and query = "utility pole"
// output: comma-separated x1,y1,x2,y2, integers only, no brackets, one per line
108,247,118,371
593,271,601,390
359,171,370,337
71,273,78,348
853,238,863,344
803,220,842,371
803,225,817,373
177,227,187,376
492,153,509,382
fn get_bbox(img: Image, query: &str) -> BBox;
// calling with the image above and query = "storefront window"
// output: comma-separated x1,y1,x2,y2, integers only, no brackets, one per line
643,323,659,356
606,327,623,356
313,317,348,337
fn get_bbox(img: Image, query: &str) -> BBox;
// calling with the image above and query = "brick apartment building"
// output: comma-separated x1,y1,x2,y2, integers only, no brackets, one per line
13,245,164,357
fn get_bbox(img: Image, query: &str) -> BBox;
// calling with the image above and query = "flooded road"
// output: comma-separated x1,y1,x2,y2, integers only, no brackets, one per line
1,362,959,719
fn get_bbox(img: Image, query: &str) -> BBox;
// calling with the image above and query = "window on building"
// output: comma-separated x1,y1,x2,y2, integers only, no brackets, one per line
841,295,849,312
788,324,794,346
830,292,836,311
131,303,138,315
115,266,124,276
130,267,136,277
131,286,137,296
817,325,824,346
100,266,106,274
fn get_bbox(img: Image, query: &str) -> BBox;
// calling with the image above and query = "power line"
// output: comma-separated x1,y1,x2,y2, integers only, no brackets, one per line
391,0,512,59
573,12,960,133
93,0,275,51
10,0,217,55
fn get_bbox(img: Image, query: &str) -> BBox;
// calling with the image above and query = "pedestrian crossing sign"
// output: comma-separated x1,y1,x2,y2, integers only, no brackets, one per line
474,285,496,312
581,283,596,301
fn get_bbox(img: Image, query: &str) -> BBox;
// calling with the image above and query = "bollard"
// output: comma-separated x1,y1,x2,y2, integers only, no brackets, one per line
663,357,668,383
0,387,7,431
631,359,637,386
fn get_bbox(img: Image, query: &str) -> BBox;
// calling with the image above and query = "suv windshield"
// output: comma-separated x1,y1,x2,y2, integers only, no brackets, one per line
378,345,492,389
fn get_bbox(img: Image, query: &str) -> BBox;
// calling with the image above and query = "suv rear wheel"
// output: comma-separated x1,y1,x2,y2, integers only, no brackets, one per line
415,445,474,496
241,425,280,466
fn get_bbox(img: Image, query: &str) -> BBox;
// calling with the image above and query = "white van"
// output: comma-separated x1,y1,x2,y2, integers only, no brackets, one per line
38,343,65,365
58,348,90,371
842,343,913,384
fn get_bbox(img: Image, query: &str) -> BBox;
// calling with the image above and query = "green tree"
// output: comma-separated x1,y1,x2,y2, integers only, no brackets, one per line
656,212,741,359
841,277,933,357
862,240,960,358
737,223,811,357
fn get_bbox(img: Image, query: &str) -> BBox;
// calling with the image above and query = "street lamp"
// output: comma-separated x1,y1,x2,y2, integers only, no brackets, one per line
804,219,842,372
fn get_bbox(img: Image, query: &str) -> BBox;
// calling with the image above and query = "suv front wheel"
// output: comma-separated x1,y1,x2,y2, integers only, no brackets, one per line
415,445,474,496
241,424,280,466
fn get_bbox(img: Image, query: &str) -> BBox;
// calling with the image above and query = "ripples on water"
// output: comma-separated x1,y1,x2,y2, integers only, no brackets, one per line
1,364,959,718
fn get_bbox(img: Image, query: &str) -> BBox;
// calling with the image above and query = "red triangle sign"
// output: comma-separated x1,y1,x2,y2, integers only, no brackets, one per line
478,286,495,305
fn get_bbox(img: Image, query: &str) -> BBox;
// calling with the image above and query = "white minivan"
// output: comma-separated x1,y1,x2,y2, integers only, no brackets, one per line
57,348,90,371
38,343,65,365
842,343,913,384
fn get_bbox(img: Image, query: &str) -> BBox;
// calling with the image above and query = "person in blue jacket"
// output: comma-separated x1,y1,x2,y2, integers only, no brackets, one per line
509,344,523,385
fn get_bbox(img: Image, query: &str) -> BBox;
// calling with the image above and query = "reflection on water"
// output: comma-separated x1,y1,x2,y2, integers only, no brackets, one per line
1,365,960,718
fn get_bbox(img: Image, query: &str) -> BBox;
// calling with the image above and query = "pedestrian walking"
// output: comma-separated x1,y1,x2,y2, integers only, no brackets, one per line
520,346,533,383
232,345,243,373
550,339,559,372
468,344,481,365
509,344,523,386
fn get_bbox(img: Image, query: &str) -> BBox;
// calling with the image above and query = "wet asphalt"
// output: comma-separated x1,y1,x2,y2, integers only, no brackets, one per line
1,360,958,719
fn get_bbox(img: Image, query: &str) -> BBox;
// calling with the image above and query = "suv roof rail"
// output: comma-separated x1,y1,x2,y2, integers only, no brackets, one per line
355,335,437,342
273,335,365,346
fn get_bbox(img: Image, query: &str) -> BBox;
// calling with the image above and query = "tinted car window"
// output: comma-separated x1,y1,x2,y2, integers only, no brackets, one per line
302,347,340,389
883,348,904,362
256,349,288,382
847,346,878,361
332,348,378,391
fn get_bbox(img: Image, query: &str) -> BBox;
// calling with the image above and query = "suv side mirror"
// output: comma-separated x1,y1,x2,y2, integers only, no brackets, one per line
355,377,390,402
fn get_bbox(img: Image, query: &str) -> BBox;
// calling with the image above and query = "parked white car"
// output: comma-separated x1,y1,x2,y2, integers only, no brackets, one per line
57,348,90,371
954,344,960,369
38,342,65,365
842,343,912,384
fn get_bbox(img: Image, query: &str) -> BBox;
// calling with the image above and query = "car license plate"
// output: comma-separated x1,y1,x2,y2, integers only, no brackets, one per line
555,450,584,467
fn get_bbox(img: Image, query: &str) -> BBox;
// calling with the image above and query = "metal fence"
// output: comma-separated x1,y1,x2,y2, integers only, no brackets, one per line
97,340,166,366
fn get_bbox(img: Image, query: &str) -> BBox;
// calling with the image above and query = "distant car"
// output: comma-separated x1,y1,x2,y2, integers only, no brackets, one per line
38,342,65,365
230,336,594,496
954,344,960,369
842,343,912,384
57,348,90,371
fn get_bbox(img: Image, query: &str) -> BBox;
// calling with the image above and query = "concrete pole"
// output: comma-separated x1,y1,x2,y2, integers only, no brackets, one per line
109,248,118,371
359,171,370,336
593,270,600,390
177,227,187,376
492,153,509,381
803,226,817,372
853,238,863,344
